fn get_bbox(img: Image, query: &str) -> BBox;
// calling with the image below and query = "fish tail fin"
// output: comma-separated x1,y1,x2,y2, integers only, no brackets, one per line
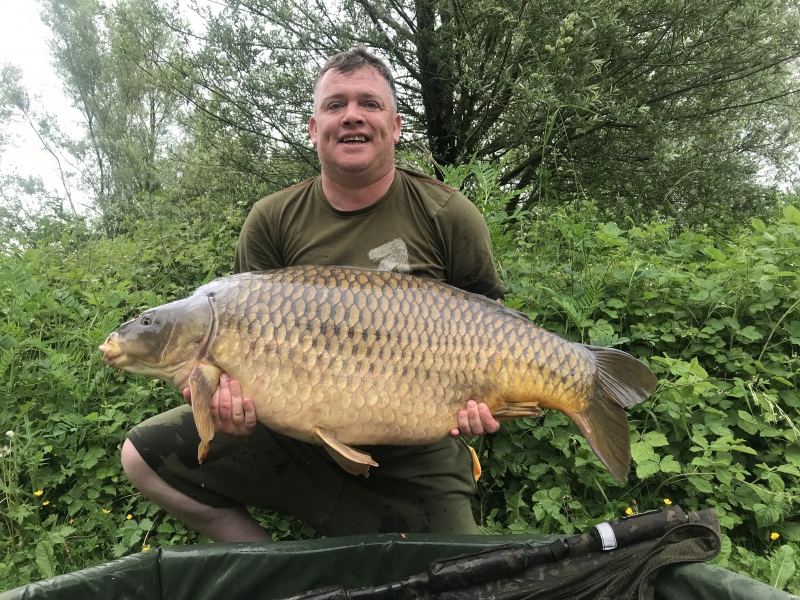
567,346,658,482
586,345,659,407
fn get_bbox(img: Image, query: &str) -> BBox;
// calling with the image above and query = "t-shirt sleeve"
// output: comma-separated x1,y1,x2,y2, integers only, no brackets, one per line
434,191,506,299
233,200,284,274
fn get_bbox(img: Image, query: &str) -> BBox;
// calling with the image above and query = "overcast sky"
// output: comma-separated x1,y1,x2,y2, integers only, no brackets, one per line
0,0,89,210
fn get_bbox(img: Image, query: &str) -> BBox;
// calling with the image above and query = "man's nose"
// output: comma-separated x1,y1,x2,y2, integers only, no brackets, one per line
342,103,364,125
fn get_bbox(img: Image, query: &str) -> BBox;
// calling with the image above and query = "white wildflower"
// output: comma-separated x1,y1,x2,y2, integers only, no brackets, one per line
0,446,9,457
5,431,13,439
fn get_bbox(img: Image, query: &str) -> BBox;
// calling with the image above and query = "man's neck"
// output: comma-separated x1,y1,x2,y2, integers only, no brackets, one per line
320,166,396,211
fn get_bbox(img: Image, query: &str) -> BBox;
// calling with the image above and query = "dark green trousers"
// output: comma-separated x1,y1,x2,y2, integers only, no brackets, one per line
126,405,479,536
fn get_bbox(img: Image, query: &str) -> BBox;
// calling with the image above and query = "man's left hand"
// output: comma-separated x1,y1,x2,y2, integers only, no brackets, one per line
450,400,500,437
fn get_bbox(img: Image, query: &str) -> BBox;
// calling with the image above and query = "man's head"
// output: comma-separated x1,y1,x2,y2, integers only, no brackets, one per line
312,46,397,113
310,46,401,184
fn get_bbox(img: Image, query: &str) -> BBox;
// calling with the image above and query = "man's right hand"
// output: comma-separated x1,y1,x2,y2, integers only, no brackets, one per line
183,373,258,436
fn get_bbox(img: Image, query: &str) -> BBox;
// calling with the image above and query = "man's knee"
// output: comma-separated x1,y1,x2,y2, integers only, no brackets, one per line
121,438,152,488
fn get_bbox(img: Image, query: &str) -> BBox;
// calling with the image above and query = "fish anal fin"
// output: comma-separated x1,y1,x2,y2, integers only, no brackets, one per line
492,401,541,421
313,426,378,477
188,363,223,464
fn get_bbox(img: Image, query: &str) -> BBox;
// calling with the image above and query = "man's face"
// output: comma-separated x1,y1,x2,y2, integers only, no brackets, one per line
309,66,401,181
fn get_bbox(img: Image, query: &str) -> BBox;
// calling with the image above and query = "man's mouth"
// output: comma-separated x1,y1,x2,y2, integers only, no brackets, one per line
340,135,368,144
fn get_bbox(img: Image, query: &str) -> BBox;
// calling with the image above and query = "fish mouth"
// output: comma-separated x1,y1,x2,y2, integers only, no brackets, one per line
99,333,123,367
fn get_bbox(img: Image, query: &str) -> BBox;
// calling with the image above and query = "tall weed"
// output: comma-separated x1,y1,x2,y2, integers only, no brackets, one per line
1,178,799,592
476,190,800,592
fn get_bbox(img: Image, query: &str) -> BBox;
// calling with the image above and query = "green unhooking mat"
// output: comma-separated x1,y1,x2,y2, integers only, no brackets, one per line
1,507,795,600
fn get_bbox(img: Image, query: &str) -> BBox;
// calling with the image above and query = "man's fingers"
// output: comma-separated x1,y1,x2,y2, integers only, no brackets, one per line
243,397,257,432
456,408,470,436
453,401,500,437
466,400,484,435
183,387,191,406
217,374,232,424
451,410,467,437
230,379,244,425
478,402,500,434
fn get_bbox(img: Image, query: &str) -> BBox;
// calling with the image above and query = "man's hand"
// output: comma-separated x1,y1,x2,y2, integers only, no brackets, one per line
183,373,258,436
450,400,500,437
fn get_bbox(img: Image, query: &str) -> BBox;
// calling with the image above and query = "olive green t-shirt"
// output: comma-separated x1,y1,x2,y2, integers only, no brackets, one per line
234,168,505,299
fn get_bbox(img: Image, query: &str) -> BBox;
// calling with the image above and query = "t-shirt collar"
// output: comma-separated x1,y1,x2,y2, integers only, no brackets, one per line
315,171,400,218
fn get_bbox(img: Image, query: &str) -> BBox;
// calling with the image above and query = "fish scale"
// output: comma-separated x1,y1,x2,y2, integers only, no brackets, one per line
215,266,579,442
99,265,658,481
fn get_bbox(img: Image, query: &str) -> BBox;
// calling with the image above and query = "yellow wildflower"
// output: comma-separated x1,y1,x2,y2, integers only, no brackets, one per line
771,532,780,541
34,490,43,497
663,499,672,505
126,514,133,520
141,545,151,552
69,519,75,524
625,507,634,515
102,509,110,514
42,500,50,506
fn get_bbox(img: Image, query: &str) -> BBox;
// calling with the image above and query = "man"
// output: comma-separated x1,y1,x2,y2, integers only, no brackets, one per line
121,46,503,542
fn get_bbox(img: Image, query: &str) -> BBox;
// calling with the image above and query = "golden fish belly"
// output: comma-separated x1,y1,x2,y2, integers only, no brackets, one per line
202,266,596,446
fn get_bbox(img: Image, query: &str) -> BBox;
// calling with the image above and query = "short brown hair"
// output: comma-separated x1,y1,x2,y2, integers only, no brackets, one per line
313,45,397,111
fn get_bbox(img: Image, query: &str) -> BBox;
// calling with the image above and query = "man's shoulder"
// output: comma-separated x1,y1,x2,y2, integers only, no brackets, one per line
396,168,473,217
397,168,457,193
251,177,318,213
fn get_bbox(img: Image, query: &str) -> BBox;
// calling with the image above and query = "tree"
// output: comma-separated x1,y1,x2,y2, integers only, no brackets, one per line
41,0,185,232
172,0,800,222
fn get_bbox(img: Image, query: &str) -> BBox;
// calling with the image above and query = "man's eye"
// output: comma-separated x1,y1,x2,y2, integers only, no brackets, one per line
365,102,379,109
328,102,343,110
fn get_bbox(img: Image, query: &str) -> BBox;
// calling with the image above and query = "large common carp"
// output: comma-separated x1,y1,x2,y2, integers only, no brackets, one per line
99,266,657,482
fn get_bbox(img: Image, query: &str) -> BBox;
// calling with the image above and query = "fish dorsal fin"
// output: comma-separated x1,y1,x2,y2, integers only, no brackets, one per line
312,426,378,477
188,363,223,463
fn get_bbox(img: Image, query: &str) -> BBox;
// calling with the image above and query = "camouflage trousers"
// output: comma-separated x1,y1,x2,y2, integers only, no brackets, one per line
126,405,479,536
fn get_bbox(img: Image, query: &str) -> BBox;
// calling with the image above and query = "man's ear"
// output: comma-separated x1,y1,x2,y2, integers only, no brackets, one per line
309,116,318,146
393,112,401,144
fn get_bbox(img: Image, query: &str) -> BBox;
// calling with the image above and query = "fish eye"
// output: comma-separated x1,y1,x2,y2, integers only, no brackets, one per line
141,316,152,326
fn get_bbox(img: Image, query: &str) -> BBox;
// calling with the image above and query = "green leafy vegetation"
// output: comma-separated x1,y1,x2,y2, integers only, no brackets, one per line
1,0,799,593
0,167,798,592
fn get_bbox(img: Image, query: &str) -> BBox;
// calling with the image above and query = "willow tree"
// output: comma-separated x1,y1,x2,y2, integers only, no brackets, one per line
163,0,799,223
41,0,185,232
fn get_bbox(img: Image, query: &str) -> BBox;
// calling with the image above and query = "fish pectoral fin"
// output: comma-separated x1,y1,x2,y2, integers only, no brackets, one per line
492,401,541,421
312,426,378,478
188,363,223,464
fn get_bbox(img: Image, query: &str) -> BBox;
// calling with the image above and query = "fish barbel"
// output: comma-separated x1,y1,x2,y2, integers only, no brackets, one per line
99,266,657,481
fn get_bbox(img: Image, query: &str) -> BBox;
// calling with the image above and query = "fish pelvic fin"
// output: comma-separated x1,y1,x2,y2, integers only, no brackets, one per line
188,363,223,464
313,426,378,477
566,347,658,482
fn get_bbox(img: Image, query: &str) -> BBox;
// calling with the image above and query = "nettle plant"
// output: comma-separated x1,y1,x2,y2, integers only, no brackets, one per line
473,195,800,592
0,176,798,591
